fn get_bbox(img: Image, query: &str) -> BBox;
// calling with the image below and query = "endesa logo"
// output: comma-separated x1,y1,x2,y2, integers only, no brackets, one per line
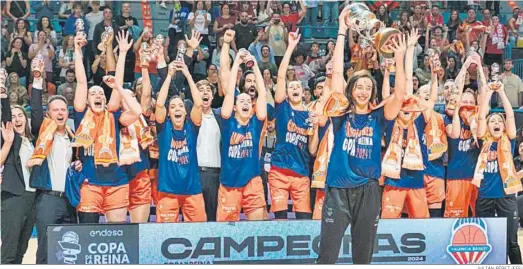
447,218,492,264
160,233,426,263
90,229,124,237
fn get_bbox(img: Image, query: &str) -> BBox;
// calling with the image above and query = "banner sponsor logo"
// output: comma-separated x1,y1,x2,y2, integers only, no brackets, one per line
48,224,139,265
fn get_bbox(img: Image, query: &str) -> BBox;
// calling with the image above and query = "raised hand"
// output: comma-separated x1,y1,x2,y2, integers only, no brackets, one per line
116,30,133,53
391,33,407,56
103,75,118,89
173,60,189,75
168,61,177,76
1,122,14,144
338,4,351,32
288,28,301,49
74,34,86,50
407,28,420,47
224,29,235,44
185,30,203,49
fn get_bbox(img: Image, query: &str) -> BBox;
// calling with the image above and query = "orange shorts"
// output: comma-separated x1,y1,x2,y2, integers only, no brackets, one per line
128,170,152,210
424,175,445,208
312,189,325,220
217,176,266,221
78,182,129,213
268,169,311,213
148,169,159,206
156,192,207,223
381,185,429,219
444,179,478,218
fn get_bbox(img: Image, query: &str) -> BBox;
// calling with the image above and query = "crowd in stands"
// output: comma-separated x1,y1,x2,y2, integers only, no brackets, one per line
3,0,523,265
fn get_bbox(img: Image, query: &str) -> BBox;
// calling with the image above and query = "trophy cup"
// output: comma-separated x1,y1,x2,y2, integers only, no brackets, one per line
140,42,152,67
176,42,187,62
97,26,114,52
151,34,164,61
489,62,501,91
75,19,87,47
427,48,444,77
31,55,45,79
238,48,254,68
0,68,7,96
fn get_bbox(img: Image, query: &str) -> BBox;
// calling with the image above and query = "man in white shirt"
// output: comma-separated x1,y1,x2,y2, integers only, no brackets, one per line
29,95,83,264
194,79,222,221
500,59,523,107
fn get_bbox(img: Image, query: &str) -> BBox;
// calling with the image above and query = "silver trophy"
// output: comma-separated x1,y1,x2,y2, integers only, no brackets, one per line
343,3,384,47
176,42,187,62
490,63,501,91
75,19,87,47
97,26,114,51
140,42,152,67
151,34,164,61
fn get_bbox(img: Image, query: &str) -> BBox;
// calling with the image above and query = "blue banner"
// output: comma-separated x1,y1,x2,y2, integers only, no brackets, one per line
138,218,507,265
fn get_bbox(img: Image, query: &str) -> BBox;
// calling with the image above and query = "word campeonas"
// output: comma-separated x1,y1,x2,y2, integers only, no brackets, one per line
342,125,374,160
160,233,426,260
85,242,130,264
286,120,308,146
168,138,189,164
228,132,254,158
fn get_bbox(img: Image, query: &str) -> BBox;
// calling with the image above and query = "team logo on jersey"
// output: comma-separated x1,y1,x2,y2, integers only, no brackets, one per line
446,218,492,264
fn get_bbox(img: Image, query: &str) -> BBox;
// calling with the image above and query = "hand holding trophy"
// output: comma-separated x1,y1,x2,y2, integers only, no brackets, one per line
97,26,114,52
151,34,165,61
31,54,45,79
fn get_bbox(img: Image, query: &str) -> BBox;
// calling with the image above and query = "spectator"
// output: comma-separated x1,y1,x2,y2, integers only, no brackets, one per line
58,0,74,20
9,18,32,53
445,54,460,80
188,1,212,48
303,87,313,106
28,31,55,83
263,68,275,95
426,25,449,50
92,51,107,87
9,91,21,107
256,0,271,26
207,64,224,108
500,59,523,107
213,3,236,42
486,1,500,16
415,54,432,85
233,11,257,50
248,28,275,64
58,36,76,83
321,0,338,26
481,8,492,27
306,42,320,64
211,36,235,69
115,2,139,34
5,0,30,24
446,10,461,42
376,4,392,27
32,0,60,21
413,75,420,92
265,12,288,66
63,86,74,106
93,6,119,55
508,7,521,47
35,17,57,48
7,72,28,106
193,44,210,81
63,3,89,37
168,0,190,54
5,37,28,86
425,4,443,27
459,7,485,43
205,0,220,22
394,11,412,33
57,69,76,96
257,44,277,77
237,1,257,24
410,5,427,40
281,2,305,33
85,1,103,78
484,15,508,67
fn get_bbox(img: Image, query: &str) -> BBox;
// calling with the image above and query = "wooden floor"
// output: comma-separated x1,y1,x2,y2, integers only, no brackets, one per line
21,229,523,264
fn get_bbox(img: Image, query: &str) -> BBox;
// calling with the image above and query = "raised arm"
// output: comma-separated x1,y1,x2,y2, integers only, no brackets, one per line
220,29,235,91
332,7,350,94
275,29,301,103
155,63,175,124
222,51,245,118
384,33,408,120
382,68,391,100
30,75,44,135
108,30,132,111
251,56,267,120
406,29,418,96
498,84,517,139
103,76,142,127
73,35,88,112
177,60,203,124
477,87,493,139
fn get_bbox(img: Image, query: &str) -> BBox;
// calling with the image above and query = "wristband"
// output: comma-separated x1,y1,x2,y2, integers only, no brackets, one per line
338,33,346,37
157,61,167,69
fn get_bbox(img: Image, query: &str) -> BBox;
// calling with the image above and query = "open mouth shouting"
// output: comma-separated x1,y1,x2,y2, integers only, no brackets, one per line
173,112,183,119
94,100,103,109
241,106,249,113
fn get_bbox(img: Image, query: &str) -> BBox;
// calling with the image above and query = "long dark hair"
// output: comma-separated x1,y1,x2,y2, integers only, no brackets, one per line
37,16,54,32
344,70,378,114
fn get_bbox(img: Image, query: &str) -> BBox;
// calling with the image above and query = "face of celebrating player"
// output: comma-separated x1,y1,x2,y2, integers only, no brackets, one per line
351,77,373,109
11,106,27,136
487,114,505,140
168,97,187,128
48,98,69,129
287,81,303,105
235,93,253,120
417,85,430,102
87,86,107,113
